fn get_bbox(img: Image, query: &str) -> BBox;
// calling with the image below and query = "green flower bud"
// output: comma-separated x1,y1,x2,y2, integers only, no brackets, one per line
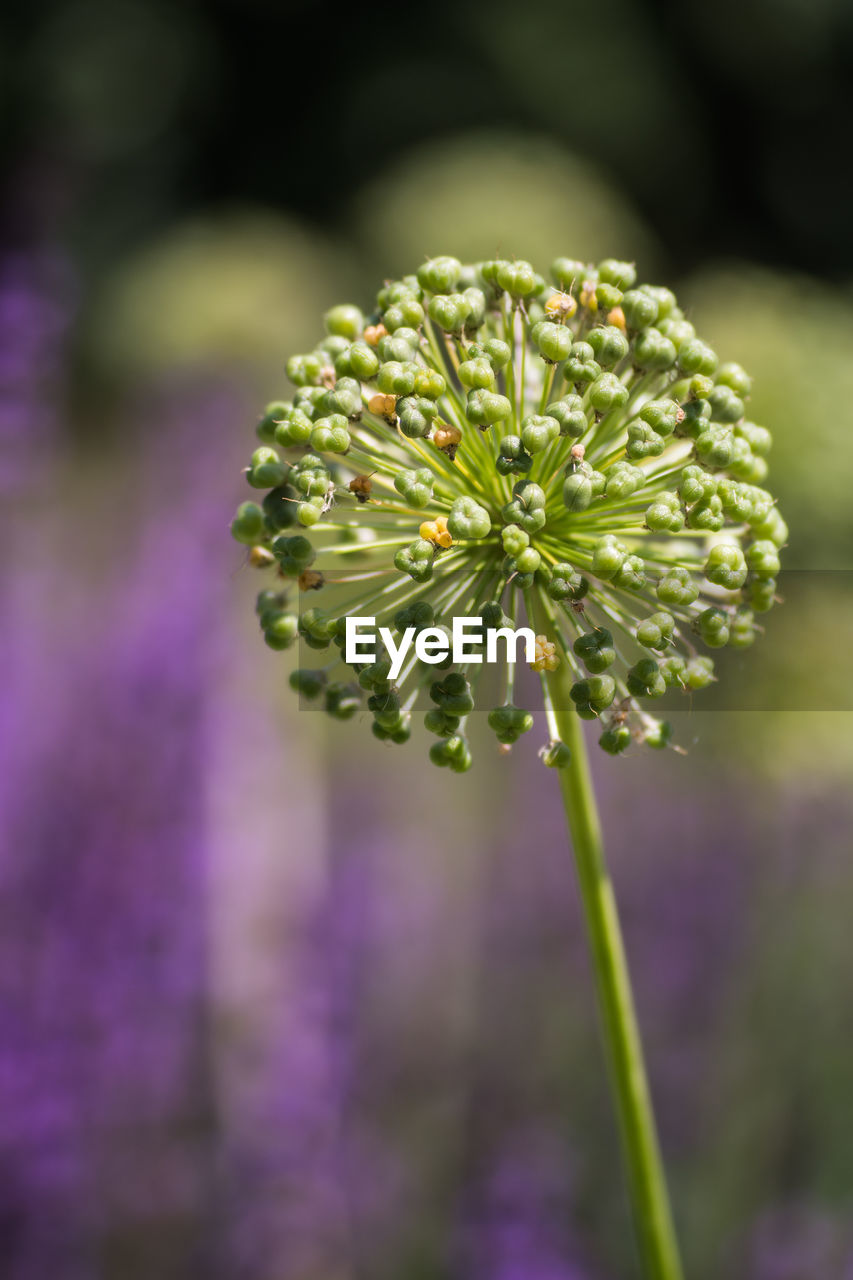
335,339,376,380
383,295,425,330
570,674,617,719
599,724,632,755
393,600,435,636
574,627,616,673
372,717,412,745
397,395,438,439
563,468,594,513
637,611,675,650
501,523,529,557
639,284,677,320
289,668,327,699
716,361,752,396
657,566,699,606
736,420,772,456
605,460,644,500
686,494,724,533
447,496,491,540
487,703,535,745
695,425,735,469
588,325,629,369
639,399,682,436
645,491,684,532
394,466,434,508
480,337,512,369
540,739,572,767
746,539,781,578
679,464,717,505
287,352,326,387
376,360,418,396
595,282,623,312
324,304,363,340
501,554,534,589
677,338,718,376
369,688,403,729
516,546,541,574
322,377,363,420
547,563,588,602
564,343,601,387
325,682,361,719
698,607,730,648
429,733,472,773
462,287,488,332
430,671,475,715
417,256,462,294
705,543,748,589
320,335,351,361
589,373,630,414
750,577,777,612
532,320,573,363
677,398,711,439
707,385,744,424
626,657,666,698
592,534,625,580
620,288,658,330
466,389,512,428
626,420,665,459
262,611,299,651
231,500,266,545
311,416,351,454
496,259,537,297
413,368,447,400
424,707,461,737
750,506,788,547
632,328,677,371
497,435,533,476
256,587,287,619
550,258,587,288
729,607,756,650
256,400,290,443
378,277,423,308
297,497,324,527
643,719,673,749
660,655,687,686
394,538,435,582
358,657,392,692
521,413,560,454
598,258,637,289
378,330,420,363
547,395,587,438
274,408,313,447
502,481,547,533
458,357,496,391
247,446,287,489
658,316,695,350
428,292,472,334
684,655,715,689
615,554,646,590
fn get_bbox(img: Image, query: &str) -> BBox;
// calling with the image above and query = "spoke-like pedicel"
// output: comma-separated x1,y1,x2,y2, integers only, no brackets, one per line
231,255,786,767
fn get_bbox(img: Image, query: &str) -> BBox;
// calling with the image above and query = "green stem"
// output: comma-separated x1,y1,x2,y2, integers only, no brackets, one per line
531,601,684,1280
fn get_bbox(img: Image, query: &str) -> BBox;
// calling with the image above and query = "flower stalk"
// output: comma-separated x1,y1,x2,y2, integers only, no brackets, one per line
533,592,684,1280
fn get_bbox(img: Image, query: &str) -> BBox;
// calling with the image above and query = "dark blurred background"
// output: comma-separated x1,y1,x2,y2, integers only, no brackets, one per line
2,1,853,1278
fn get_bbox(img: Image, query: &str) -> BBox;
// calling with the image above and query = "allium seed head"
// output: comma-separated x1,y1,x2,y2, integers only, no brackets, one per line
232,256,786,769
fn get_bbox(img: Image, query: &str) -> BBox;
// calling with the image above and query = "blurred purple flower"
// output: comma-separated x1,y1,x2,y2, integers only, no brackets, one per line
0,371,247,1277
457,1128,599,1280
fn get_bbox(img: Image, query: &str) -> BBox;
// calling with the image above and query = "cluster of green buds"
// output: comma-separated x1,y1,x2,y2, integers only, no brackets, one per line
231,255,785,769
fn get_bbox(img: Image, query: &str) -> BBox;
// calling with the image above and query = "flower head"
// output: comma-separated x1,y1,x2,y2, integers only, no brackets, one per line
232,256,786,768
